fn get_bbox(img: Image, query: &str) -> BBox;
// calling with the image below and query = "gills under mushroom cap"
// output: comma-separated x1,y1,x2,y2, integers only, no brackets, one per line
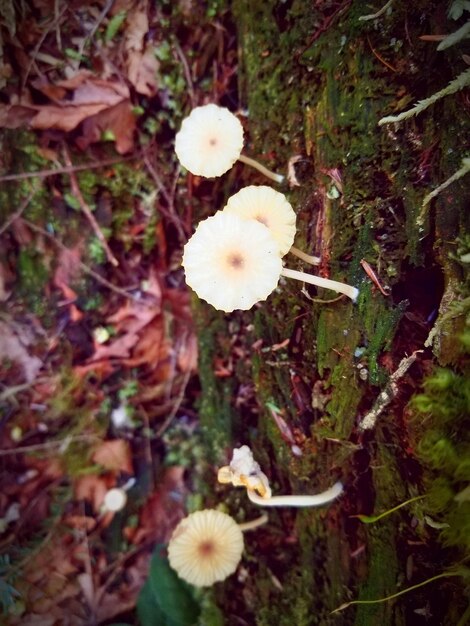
223,185,296,256
175,104,244,177
168,509,244,587
182,212,282,312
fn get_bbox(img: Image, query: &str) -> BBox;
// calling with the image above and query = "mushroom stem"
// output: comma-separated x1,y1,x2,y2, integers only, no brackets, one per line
289,246,321,266
281,266,358,302
238,154,285,183
247,481,343,508
238,513,269,532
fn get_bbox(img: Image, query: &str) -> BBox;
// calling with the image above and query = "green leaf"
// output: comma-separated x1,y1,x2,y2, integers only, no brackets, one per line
137,579,167,626
137,548,200,626
105,11,127,43
64,192,81,210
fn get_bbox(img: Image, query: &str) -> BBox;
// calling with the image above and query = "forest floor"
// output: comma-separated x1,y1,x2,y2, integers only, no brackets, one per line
0,1,469,625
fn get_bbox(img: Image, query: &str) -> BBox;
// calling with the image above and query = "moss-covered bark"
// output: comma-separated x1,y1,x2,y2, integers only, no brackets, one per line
195,1,469,624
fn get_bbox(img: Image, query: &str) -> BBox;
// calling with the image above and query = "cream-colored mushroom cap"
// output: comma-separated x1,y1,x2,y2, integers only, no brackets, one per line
223,185,296,256
168,509,244,587
175,104,244,177
182,212,282,312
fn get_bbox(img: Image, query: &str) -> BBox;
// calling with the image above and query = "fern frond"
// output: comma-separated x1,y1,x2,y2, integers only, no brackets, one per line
378,68,470,125
438,20,470,50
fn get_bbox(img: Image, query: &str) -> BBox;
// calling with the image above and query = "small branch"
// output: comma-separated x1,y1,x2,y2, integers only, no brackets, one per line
0,186,40,236
22,219,139,301
359,0,394,21
420,157,470,213
358,350,422,431
0,155,137,183
62,147,118,266
142,153,186,240
173,39,196,108
0,434,100,457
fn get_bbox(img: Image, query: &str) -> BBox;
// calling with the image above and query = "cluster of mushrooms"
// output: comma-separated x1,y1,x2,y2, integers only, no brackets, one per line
176,104,359,312
166,107,347,587
167,446,343,587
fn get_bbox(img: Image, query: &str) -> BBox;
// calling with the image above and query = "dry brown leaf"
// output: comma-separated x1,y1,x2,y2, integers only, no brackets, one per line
127,43,159,97
124,5,159,96
88,273,162,362
92,439,133,474
131,466,186,545
0,319,42,382
53,243,83,293
77,100,136,154
177,332,198,372
125,6,148,52
31,103,112,132
0,75,133,152
74,475,109,511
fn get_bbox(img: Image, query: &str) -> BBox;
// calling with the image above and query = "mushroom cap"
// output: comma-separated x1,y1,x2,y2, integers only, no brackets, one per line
168,509,244,587
223,185,296,256
182,212,282,312
175,104,244,177
103,487,127,512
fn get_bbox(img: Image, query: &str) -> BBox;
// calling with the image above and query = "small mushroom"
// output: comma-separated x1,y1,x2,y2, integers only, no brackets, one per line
175,104,284,182
218,444,272,498
182,213,358,313
223,185,320,264
167,509,244,587
182,212,282,312
218,446,343,508
103,487,127,512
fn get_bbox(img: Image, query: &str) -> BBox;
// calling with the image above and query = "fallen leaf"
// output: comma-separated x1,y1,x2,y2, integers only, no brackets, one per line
0,74,134,152
77,100,136,154
131,466,186,545
74,475,109,511
127,43,159,97
0,319,42,382
124,5,159,96
92,439,133,474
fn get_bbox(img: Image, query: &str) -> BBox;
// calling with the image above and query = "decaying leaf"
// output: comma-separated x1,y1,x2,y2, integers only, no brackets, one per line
0,319,42,382
0,73,136,153
92,439,133,474
124,5,159,96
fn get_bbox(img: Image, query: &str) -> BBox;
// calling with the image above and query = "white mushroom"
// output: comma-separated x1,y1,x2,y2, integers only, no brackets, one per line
218,446,343,508
182,212,358,312
103,487,127,512
182,212,282,312
223,184,320,263
167,509,244,586
175,104,284,182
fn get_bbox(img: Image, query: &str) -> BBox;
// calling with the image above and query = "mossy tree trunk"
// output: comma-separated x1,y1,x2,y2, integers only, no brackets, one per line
195,1,469,624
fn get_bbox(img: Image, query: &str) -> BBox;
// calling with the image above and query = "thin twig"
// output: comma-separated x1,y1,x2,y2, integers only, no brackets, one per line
0,434,100,457
62,146,118,266
155,367,193,438
173,39,196,107
75,0,115,67
359,350,422,431
142,153,186,240
0,186,40,236
0,155,137,183
359,0,394,21
21,219,139,301
21,4,68,90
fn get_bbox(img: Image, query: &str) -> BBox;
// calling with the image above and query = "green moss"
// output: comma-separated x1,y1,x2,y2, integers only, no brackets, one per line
411,359,470,550
192,298,235,462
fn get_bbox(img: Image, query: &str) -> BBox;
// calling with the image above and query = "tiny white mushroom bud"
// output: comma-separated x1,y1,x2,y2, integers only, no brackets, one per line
103,487,127,512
